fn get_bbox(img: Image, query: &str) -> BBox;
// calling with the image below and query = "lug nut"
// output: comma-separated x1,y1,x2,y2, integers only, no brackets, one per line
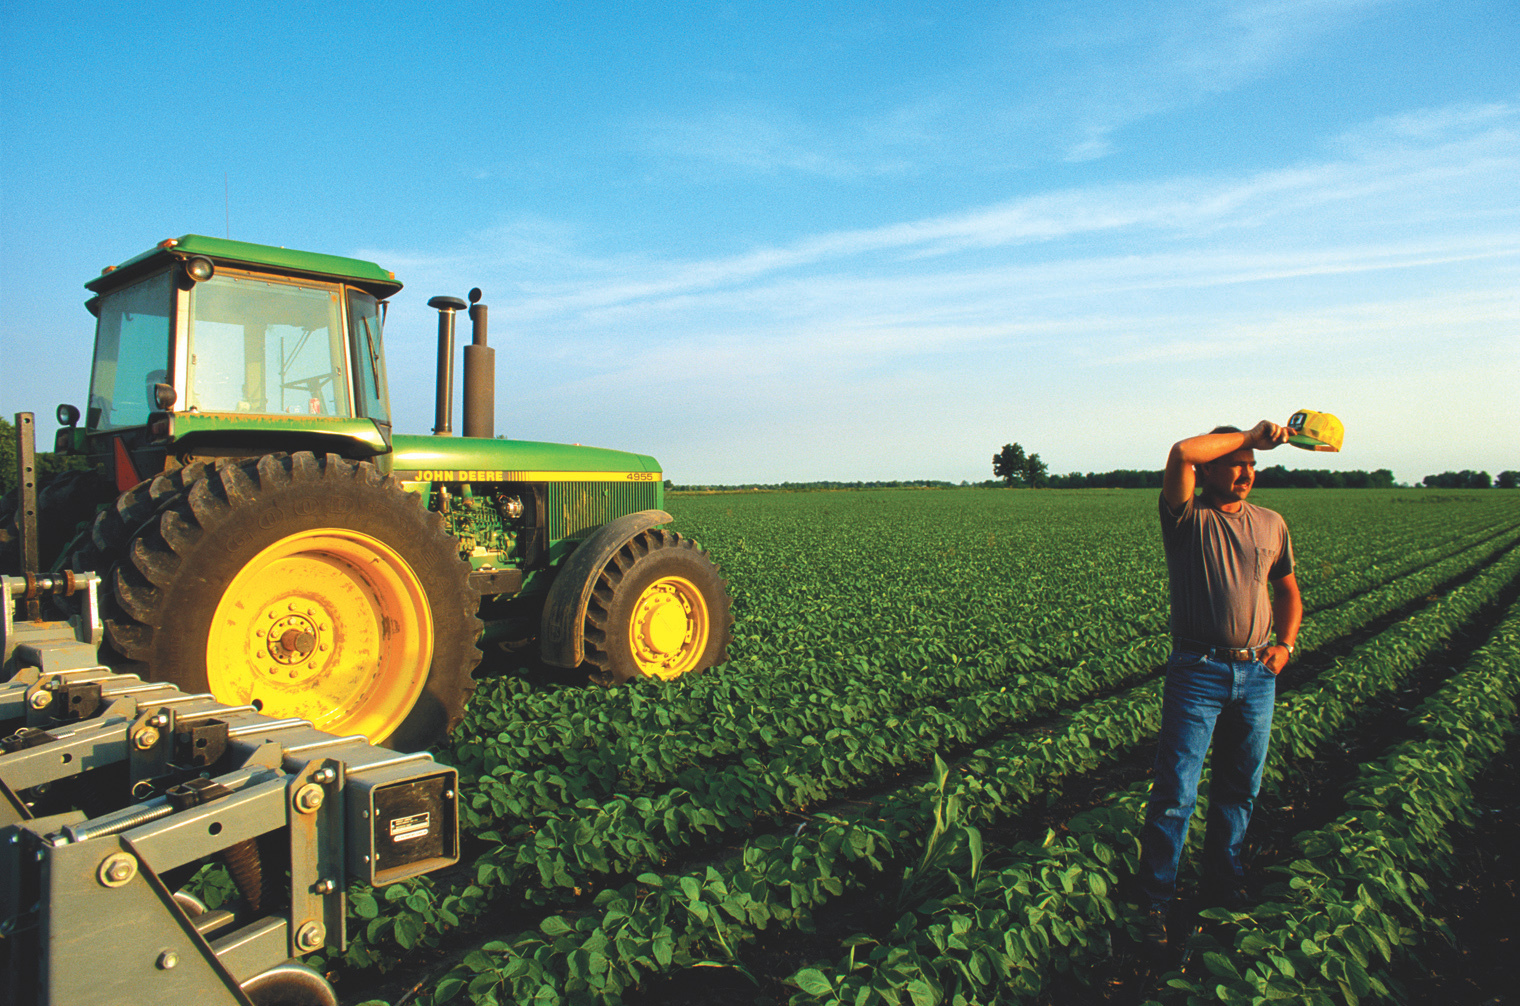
132,728,159,751
29,690,52,710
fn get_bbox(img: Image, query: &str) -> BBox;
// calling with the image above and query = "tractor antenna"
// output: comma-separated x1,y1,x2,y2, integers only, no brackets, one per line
225,173,231,238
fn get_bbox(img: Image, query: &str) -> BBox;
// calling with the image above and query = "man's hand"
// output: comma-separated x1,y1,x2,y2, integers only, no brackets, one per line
1246,420,1292,451
1263,644,1291,675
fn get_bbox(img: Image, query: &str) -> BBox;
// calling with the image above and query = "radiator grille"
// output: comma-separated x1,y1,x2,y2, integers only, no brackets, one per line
546,481,660,541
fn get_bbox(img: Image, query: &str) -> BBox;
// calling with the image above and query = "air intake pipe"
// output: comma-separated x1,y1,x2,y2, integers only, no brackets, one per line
462,288,494,439
428,296,467,435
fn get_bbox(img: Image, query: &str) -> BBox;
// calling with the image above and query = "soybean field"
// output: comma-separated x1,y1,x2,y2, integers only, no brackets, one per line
310,488,1520,1006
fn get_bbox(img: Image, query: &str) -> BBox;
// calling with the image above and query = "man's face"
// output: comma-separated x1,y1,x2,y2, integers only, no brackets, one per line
1198,449,1256,504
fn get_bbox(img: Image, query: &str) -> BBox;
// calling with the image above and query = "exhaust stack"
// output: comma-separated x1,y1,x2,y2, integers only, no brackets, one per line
462,288,494,439
428,296,467,435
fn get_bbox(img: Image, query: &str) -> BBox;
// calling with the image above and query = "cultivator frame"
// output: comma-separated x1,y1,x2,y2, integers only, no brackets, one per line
1,572,460,1006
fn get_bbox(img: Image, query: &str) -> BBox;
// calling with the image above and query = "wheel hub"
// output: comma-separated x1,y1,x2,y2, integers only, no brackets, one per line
627,575,709,679
638,589,690,655
206,529,433,743
257,603,331,679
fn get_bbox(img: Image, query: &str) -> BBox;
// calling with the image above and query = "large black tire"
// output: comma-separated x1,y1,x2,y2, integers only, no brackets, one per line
69,461,211,576
0,468,116,575
107,452,481,750
582,528,732,686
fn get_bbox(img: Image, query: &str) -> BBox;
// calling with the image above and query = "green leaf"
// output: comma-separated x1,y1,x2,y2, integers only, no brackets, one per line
540,915,574,937
795,968,835,996
1204,951,1242,979
906,977,939,1006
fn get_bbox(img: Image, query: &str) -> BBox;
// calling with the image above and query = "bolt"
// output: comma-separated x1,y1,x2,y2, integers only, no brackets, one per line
133,727,159,751
313,878,337,895
157,950,179,970
294,920,325,953
98,852,138,887
29,690,51,710
312,767,337,784
294,782,325,814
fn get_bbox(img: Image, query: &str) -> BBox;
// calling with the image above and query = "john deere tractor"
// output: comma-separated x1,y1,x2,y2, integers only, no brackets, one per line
4,235,731,749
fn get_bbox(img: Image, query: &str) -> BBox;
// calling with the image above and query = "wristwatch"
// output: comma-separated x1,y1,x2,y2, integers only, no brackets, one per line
1277,641,1295,660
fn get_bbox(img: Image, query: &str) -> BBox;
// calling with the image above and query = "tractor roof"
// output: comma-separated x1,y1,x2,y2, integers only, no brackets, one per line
86,235,404,299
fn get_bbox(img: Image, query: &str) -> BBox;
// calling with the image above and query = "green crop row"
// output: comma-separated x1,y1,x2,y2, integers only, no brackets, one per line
783,539,1520,1006
448,519,1520,872
447,495,1516,793
339,536,1520,1004
449,518,1520,896
1164,591,1520,1005
334,522,1520,988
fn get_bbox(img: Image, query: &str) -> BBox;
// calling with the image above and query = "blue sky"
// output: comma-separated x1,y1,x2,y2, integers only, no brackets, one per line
2,1,1516,485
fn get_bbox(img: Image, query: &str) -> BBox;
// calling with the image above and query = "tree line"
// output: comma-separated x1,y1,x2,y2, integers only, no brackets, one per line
991,439,1515,490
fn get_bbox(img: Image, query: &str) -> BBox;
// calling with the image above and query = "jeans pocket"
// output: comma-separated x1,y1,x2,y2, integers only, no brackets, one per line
1168,650,1208,669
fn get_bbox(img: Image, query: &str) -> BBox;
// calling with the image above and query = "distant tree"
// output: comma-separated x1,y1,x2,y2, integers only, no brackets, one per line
1422,470,1492,489
1370,469,1395,489
1497,470,1518,489
1025,452,1049,488
993,443,1028,487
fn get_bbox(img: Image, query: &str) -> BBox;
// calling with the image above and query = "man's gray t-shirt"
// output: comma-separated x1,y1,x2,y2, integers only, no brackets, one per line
1158,494,1294,649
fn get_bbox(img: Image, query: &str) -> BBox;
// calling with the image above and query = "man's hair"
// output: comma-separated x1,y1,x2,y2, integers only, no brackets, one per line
1209,425,1242,434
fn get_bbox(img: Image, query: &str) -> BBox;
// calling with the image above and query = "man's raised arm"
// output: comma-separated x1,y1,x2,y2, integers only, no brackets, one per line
1161,420,1293,509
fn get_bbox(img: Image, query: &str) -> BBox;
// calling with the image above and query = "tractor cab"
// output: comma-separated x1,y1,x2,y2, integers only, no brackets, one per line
66,235,402,484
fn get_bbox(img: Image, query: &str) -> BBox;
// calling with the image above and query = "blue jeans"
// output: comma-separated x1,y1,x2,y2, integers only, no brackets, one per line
1138,649,1277,905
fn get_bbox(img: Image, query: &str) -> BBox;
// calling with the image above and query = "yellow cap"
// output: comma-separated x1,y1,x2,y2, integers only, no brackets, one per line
1287,410,1343,452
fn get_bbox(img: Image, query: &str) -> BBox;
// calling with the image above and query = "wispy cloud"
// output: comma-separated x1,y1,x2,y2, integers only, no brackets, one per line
366,97,1517,481
395,99,1516,325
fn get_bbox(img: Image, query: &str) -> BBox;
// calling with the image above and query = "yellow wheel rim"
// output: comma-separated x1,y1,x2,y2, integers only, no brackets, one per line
205,528,433,744
627,574,709,680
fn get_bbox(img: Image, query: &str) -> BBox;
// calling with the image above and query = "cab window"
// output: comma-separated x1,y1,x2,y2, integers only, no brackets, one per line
347,290,390,425
186,273,351,416
88,270,174,430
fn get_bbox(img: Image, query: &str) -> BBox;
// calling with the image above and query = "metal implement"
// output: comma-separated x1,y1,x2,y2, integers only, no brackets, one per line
1,572,459,1006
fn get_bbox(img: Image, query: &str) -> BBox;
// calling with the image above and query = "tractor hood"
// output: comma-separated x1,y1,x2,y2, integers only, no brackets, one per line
389,435,662,482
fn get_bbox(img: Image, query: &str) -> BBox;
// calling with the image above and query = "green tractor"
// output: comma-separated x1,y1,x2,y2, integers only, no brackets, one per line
4,235,731,749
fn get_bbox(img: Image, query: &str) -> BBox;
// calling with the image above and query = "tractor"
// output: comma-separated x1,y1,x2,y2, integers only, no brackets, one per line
2,235,731,750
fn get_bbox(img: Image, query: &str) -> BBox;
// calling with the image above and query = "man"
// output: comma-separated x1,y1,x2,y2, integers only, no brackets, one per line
1138,420,1303,954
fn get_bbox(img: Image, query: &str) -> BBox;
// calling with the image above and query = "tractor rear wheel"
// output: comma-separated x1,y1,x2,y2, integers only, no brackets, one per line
106,452,481,750
582,528,731,685
69,461,210,576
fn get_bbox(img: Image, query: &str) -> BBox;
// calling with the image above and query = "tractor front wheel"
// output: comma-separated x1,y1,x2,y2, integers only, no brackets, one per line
107,452,481,750
582,528,731,685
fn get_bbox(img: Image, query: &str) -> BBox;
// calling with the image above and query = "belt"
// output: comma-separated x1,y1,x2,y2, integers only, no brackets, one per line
1175,638,1270,662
